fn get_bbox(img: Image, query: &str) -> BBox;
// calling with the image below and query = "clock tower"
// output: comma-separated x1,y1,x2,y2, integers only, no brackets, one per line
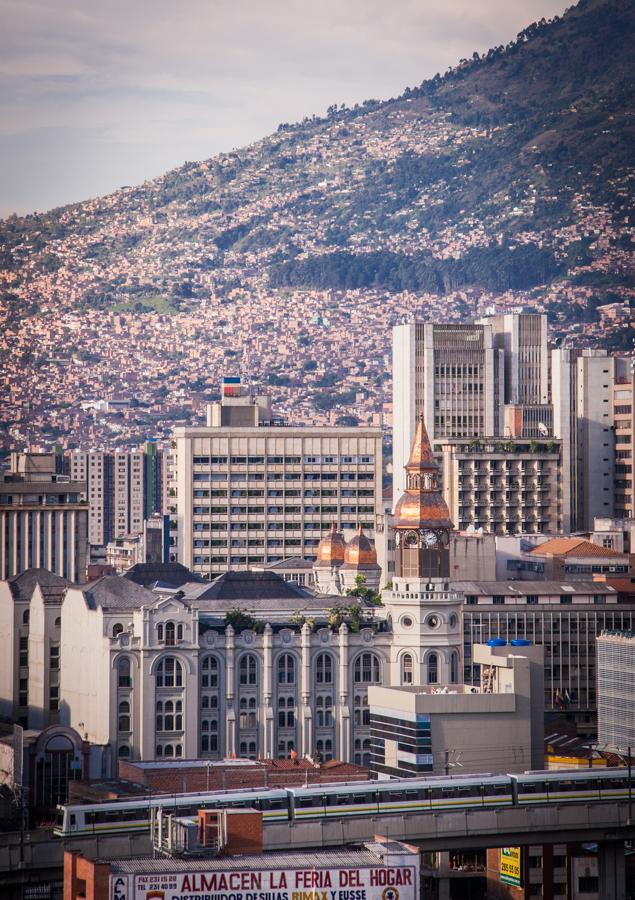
386,415,463,687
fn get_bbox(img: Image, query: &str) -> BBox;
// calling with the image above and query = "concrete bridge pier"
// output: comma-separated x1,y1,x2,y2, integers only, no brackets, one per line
598,840,626,900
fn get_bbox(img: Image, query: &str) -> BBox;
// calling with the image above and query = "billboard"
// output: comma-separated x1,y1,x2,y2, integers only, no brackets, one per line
111,863,418,900
500,847,522,887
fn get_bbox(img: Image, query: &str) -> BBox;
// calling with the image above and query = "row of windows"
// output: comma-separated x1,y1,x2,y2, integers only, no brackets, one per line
192,456,374,465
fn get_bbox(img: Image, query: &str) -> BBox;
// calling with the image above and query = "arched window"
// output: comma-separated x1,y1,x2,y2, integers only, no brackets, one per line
156,656,183,688
175,699,183,731
118,701,130,732
156,701,163,731
156,744,163,757
54,617,61,629
239,654,257,686
401,653,414,685
450,651,459,684
201,656,219,688
278,696,295,729
118,657,131,688
175,744,182,758
316,653,333,684
427,652,438,685
324,696,333,726
165,622,175,646
177,624,184,641
118,745,130,758
354,653,381,684
277,654,295,685
23,610,29,625
316,697,324,728
112,623,124,638
164,744,174,757
157,623,164,642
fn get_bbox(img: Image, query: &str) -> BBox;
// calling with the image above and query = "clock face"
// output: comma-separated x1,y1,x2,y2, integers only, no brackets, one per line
404,530,419,548
422,530,438,548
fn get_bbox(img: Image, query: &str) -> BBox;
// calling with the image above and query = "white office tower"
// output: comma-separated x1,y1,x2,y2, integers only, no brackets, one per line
597,631,635,751
552,349,616,531
392,323,502,507
478,310,549,406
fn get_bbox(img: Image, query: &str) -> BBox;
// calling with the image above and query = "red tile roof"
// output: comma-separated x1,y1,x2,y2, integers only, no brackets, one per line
530,538,625,558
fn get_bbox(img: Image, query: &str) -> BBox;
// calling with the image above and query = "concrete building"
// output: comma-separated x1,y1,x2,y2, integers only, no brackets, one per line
69,444,167,550
459,580,635,733
0,452,88,582
440,437,562,536
449,532,496,581
392,322,502,505
518,537,630,581
0,569,68,728
597,630,635,751
613,358,634,519
478,310,549,407
369,641,544,777
172,387,383,578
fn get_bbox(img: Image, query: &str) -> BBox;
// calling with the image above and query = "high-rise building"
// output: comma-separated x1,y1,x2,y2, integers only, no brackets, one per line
552,349,616,531
69,444,167,549
172,382,383,579
478,310,549,407
392,322,502,506
597,630,635,751
0,453,88,582
613,358,634,519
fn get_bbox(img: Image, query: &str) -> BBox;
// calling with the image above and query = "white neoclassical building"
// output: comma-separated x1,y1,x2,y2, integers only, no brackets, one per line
2,418,467,774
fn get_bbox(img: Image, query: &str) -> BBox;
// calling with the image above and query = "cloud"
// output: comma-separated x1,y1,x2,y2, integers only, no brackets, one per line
0,0,570,215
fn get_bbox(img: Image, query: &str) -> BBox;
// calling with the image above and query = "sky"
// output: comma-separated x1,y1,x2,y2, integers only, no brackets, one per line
0,0,570,219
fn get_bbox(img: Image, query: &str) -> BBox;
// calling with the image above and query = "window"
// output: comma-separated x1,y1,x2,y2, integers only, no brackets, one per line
157,623,164,642
427,652,438,685
23,610,29,625
112,623,124,638
118,657,132,688
315,653,333,684
401,654,413,685
201,656,218,688
354,653,381,684
277,654,295,685
450,651,459,684
492,596,505,605
239,654,257,685
118,745,130,759
165,622,176,646
50,646,60,670
156,656,183,688
118,700,131,732
177,624,184,641
278,696,295,729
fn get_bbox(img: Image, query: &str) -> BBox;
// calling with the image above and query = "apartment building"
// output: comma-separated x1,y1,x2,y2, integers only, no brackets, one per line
69,443,167,549
0,453,88,582
440,438,562,535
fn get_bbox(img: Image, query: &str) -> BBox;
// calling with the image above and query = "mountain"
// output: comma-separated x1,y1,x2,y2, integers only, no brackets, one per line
1,0,633,449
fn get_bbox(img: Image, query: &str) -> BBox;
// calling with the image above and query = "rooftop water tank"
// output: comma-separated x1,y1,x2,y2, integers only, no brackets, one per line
487,638,507,647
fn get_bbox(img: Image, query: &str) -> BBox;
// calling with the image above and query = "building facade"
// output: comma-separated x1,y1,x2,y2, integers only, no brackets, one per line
392,322,502,505
172,421,383,579
0,453,88,582
440,438,562,535
613,358,634,519
460,580,635,732
597,630,635,751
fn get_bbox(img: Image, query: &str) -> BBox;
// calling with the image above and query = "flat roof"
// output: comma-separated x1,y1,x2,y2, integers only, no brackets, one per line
108,845,402,873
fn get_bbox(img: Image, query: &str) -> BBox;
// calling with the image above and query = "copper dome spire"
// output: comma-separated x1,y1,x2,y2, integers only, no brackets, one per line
394,415,453,529
343,524,378,567
315,522,347,565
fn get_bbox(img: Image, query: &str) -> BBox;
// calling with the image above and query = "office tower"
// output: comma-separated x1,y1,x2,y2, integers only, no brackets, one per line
597,631,635,750
0,453,88,582
392,323,502,506
461,581,635,733
172,381,383,578
478,310,549,406
613,358,634,519
552,349,616,531
440,437,562,535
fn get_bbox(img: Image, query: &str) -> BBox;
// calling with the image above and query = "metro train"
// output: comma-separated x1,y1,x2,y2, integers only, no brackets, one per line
54,767,632,838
